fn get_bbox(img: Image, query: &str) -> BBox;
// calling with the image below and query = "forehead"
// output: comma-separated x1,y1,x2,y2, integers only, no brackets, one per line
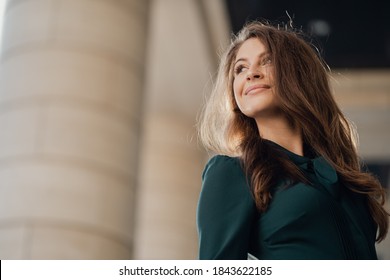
236,37,268,58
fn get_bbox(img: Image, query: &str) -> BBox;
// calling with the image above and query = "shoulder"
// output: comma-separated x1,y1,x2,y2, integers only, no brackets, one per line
197,155,257,259
202,155,244,181
200,155,252,201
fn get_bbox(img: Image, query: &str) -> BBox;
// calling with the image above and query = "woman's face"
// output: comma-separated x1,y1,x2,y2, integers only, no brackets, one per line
232,38,279,120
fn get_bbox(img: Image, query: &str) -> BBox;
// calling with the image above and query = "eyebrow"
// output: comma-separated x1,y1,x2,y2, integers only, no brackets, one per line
234,52,271,67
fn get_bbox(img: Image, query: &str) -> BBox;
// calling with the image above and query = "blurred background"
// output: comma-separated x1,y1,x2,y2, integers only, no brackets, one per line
0,0,388,259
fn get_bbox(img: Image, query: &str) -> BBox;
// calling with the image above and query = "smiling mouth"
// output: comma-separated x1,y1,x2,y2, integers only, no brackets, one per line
244,84,271,95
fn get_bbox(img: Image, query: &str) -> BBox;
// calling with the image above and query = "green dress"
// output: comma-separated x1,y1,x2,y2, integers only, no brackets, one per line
197,142,378,259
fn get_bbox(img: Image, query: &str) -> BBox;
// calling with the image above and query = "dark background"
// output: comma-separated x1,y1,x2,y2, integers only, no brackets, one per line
225,0,390,68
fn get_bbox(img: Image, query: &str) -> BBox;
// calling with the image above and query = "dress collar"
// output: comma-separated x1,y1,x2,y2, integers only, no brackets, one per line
265,140,339,198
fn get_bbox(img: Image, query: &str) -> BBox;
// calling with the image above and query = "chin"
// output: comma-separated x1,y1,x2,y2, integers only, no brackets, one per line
241,106,270,118
242,106,281,119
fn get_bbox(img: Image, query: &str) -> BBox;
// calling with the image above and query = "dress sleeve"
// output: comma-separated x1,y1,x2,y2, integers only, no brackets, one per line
196,155,257,259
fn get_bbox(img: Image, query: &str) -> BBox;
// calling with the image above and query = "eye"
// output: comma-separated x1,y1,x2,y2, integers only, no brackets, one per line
234,65,247,75
261,56,272,66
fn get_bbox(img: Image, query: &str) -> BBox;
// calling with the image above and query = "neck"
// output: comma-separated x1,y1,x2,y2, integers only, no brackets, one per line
255,116,303,156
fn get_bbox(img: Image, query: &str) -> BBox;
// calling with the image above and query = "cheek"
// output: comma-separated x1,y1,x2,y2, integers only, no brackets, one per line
233,77,243,98
232,80,241,106
266,67,275,83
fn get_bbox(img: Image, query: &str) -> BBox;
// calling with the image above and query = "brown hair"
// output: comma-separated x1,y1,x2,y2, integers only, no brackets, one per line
199,21,389,241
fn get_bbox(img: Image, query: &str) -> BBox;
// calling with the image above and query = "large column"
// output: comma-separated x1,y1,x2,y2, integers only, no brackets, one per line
135,113,206,259
331,70,390,159
0,0,149,259
133,0,230,259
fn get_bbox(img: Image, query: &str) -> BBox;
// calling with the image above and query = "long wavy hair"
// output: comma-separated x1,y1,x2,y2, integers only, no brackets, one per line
198,21,388,242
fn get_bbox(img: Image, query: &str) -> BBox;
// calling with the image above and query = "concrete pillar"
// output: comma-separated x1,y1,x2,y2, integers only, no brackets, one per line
135,113,205,259
0,0,149,259
331,70,390,160
133,0,229,259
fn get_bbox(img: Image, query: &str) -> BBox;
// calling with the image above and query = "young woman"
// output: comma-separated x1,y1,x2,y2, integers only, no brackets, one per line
197,21,389,259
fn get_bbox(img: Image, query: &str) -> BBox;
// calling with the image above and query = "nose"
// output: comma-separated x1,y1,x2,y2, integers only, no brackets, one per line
246,67,263,80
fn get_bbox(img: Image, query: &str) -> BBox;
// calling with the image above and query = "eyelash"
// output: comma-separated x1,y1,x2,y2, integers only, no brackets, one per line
234,56,272,75
234,65,246,75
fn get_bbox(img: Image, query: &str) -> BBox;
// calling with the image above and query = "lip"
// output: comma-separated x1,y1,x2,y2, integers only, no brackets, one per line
244,84,271,95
